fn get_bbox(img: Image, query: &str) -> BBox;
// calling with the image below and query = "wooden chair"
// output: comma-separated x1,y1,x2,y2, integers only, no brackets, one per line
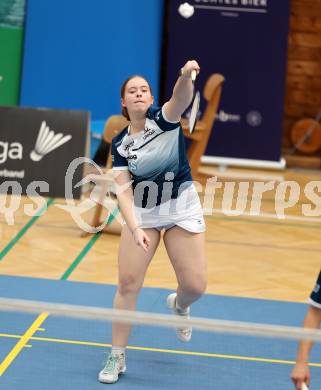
84,115,129,236
181,73,225,179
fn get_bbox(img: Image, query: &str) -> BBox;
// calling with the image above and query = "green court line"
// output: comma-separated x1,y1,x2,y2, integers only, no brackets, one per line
207,214,321,230
0,198,54,261
60,207,120,280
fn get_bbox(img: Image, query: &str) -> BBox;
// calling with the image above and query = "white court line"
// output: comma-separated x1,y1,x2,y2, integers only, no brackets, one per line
208,208,321,224
200,170,285,182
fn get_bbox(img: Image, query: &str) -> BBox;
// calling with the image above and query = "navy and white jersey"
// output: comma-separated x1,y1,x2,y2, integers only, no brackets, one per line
309,270,321,309
111,106,192,208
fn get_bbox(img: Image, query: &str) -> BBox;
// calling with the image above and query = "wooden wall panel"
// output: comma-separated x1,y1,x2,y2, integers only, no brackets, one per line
283,0,321,159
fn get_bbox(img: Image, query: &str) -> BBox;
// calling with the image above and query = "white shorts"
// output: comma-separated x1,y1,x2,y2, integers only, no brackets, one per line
126,183,206,233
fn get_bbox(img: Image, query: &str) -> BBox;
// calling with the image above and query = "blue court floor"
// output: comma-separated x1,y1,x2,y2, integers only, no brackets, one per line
0,275,320,390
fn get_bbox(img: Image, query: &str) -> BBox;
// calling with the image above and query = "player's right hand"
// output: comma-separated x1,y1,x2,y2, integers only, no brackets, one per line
133,228,150,252
291,362,310,390
180,60,200,78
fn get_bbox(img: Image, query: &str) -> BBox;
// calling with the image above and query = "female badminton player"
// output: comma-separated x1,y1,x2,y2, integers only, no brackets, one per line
98,60,207,384
291,270,321,390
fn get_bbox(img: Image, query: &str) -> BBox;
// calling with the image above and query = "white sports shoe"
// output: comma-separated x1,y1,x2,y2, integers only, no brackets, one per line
166,293,192,342
98,353,126,384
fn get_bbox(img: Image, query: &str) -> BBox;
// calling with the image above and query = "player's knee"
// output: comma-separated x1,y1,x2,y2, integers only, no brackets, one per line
183,277,207,298
194,279,207,297
118,275,141,296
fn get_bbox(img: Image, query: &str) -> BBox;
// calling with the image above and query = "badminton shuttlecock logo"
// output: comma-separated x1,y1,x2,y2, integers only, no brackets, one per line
246,111,262,127
30,121,72,162
178,2,195,18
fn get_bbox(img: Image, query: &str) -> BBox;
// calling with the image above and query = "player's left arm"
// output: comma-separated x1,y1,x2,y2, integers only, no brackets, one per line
163,60,200,122
291,305,321,389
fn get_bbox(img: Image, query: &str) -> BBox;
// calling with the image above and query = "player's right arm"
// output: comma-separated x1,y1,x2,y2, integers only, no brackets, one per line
162,60,200,122
113,170,150,252
291,305,321,389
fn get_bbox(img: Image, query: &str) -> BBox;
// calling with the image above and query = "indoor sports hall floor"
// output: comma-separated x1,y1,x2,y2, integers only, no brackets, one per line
0,166,320,389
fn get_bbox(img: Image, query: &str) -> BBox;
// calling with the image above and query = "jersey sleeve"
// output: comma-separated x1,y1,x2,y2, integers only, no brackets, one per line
309,270,321,308
111,140,128,170
148,106,180,132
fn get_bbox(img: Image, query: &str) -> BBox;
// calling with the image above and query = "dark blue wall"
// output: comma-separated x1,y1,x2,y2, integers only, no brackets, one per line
20,0,164,119
164,1,290,162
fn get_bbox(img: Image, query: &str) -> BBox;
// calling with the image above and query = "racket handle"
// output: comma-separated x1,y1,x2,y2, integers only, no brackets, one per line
191,69,197,82
301,383,309,390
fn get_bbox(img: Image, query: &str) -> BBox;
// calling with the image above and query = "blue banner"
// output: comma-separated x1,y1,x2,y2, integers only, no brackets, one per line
20,0,163,120
163,0,290,163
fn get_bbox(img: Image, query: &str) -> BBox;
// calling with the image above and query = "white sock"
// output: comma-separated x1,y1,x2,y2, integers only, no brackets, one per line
175,298,189,315
111,346,126,356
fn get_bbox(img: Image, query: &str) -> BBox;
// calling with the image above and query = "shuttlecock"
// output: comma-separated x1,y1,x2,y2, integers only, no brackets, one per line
178,2,195,18
30,121,72,162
